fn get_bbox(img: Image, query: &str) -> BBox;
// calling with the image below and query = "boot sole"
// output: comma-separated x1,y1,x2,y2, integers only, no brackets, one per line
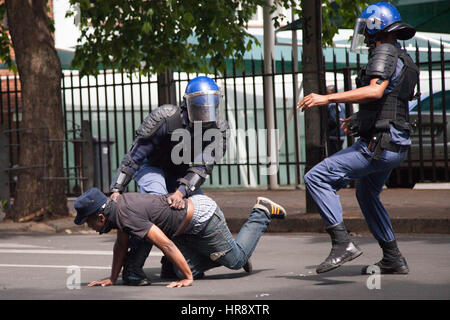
381,267,409,275
316,250,363,274
362,264,409,275
123,278,152,286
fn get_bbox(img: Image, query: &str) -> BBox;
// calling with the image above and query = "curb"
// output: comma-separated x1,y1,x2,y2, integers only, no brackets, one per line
2,201,449,235
0,218,92,234
225,216,450,235
1,217,449,235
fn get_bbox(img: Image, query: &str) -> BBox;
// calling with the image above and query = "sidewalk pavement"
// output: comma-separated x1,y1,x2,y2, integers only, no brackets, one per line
0,188,449,235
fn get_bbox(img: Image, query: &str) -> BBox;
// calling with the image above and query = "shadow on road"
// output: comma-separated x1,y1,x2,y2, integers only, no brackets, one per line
270,264,372,286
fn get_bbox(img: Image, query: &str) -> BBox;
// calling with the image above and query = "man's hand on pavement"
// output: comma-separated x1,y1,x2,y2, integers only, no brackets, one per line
166,278,193,288
87,278,114,287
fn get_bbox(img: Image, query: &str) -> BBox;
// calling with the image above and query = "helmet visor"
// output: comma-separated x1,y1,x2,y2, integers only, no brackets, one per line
185,91,220,123
350,18,368,52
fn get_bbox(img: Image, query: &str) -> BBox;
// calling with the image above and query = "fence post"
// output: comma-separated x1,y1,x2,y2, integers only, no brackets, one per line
157,69,177,106
0,126,10,209
81,120,94,191
263,1,279,190
342,67,355,146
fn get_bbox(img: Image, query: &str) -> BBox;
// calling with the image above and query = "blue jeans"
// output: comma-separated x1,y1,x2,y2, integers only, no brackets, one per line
304,138,408,242
134,161,169,194
172,206,271,279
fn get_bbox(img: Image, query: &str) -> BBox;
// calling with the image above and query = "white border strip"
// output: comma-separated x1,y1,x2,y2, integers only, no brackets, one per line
0,249,163,256
0,264,111,270
413,183,450,190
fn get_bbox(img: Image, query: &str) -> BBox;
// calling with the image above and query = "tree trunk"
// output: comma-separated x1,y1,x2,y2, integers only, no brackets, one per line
5,0,67,220
302,0,327,213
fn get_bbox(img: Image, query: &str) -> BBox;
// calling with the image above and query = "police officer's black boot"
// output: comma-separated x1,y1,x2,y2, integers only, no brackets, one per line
316,222,363,274
122,241,152,286
362,239,409,275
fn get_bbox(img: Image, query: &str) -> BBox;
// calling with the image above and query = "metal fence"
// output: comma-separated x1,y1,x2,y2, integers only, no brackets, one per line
1,42,449,198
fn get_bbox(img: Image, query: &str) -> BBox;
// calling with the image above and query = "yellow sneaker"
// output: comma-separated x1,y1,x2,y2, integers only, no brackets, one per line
256,197,287,219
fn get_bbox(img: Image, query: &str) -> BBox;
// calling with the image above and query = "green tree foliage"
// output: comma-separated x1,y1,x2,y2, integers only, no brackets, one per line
0,1,373,75
318,0,373,48
0,1,55,73
67,0,273,75
0,5,16,73
66,0,372,76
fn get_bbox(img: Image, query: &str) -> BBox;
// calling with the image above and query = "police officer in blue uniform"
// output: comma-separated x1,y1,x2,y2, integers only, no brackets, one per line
109,76,229,285
297,2,419,275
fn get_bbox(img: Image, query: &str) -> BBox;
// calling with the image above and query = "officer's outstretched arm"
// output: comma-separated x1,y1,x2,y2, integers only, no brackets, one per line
297,78,389,111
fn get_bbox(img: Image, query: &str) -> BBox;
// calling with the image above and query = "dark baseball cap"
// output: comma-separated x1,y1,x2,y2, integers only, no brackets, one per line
74,188,108,225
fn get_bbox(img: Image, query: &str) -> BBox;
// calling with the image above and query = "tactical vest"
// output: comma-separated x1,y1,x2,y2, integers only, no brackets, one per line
142,105,187,173
355,43,419,139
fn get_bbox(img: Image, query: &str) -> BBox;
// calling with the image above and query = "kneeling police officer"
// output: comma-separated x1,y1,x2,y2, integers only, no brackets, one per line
109,76,229,285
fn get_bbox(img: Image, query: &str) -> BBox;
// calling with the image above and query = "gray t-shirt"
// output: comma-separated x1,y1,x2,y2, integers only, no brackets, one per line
114,193,188,240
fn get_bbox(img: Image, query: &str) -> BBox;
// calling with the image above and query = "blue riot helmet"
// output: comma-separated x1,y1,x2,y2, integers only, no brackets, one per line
351,2,415,52
184,76,221,123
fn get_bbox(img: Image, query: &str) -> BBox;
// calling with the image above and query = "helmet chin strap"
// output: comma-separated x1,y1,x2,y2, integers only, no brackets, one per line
365,30,398,53
364,34,377,52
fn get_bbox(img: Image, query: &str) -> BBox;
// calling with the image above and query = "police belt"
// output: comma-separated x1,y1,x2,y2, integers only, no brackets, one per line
381,142,409,153
367,132,409,160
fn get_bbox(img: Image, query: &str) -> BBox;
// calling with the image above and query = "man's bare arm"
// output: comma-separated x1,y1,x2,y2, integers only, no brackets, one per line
146,225,193,288
110,230,129,283
88,230,128,287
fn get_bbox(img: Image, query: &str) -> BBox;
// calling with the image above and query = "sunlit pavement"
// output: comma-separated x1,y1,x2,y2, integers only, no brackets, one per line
0,232,449,300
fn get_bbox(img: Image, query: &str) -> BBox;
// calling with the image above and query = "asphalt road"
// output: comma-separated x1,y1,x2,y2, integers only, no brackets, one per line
0,232,449,301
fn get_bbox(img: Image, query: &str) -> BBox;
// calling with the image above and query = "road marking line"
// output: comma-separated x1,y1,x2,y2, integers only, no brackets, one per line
0,264,111,270
0,243,49,249
0,249,163,256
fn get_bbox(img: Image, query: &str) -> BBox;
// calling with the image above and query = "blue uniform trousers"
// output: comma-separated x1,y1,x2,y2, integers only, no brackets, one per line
304,138,408,242
134,159,203,196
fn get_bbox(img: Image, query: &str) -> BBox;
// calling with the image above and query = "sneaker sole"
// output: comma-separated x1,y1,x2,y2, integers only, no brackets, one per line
316,249,363,274
257,197,287,218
